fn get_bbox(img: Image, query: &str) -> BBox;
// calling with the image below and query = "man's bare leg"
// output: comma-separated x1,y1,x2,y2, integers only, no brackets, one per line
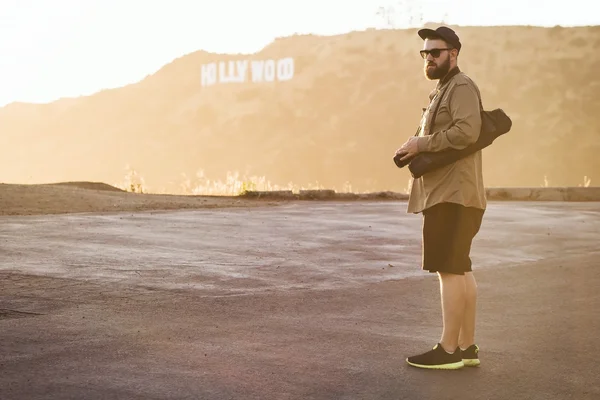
438,272,466,353
458,272,477,349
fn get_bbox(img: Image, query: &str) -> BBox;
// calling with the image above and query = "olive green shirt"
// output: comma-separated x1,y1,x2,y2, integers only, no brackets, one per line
407,69,487,214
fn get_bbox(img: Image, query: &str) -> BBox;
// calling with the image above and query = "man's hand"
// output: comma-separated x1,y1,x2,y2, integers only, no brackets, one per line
395,137,420,162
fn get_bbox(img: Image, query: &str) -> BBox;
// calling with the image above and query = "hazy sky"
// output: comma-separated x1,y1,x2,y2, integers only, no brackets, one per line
0,0,598,107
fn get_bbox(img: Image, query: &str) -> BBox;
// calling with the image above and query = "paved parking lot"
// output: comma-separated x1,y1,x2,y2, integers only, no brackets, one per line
1,201,599,399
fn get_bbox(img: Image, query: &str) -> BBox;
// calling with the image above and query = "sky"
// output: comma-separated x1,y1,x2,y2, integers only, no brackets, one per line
0,0,598,107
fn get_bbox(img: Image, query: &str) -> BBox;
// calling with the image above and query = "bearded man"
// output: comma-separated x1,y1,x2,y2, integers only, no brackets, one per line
395,26,486,370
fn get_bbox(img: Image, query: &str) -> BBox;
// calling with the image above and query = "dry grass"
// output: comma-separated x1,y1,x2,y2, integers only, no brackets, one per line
580,176,592,188
114,167,360,196
116,168,594,196
541,175,592,188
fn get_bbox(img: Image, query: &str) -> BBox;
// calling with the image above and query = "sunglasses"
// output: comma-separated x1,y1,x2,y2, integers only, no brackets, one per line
420,48,453,59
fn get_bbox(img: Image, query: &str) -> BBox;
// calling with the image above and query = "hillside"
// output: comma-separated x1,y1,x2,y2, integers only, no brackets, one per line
1,24,599,193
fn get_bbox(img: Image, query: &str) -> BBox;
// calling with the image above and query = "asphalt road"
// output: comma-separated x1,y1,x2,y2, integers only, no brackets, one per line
1,201,599,399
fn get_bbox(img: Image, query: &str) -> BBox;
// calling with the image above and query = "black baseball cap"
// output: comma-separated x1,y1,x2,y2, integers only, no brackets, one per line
417,26,461,53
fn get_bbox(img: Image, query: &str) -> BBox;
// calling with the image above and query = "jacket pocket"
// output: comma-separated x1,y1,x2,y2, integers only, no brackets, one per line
433,102,452,128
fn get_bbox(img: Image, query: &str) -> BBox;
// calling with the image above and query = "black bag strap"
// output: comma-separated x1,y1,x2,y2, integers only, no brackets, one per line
462,74,484,112
427,84,451,136
413,69,483,138
421,76,484,138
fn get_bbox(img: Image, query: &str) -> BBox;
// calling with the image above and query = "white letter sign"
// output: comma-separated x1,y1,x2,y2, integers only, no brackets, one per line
263,59,275,82
277,57,294,81
201,63,217,87
201,57,295,86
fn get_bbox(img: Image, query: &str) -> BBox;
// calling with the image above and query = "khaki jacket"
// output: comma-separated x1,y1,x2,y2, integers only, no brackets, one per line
407,68,487,214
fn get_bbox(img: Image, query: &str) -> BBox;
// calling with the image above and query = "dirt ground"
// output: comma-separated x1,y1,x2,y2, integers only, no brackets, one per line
1,188,599,399
0,182,280,216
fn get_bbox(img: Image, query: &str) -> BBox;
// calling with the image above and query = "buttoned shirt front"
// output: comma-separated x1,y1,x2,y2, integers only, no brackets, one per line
407,67,487,214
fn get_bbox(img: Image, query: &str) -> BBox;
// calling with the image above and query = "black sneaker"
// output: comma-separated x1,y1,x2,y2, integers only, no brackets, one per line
460,344,480,367
406,343,465,370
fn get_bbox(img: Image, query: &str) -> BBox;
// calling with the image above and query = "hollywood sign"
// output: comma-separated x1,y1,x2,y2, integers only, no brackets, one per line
201,57,294,86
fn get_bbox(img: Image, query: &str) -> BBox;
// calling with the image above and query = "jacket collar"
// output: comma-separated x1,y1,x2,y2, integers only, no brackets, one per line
437,66,461,89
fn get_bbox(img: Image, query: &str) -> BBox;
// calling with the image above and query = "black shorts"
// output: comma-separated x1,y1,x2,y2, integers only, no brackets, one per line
422,202,485,275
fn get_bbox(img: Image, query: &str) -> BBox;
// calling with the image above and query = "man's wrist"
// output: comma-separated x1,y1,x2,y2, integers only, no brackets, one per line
417,136,429,153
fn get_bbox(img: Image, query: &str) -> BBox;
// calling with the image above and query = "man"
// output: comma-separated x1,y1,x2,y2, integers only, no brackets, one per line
395,26,486,370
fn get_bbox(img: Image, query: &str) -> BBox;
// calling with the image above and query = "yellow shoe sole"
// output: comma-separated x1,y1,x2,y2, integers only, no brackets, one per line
463,359,481,367
406,359,465,370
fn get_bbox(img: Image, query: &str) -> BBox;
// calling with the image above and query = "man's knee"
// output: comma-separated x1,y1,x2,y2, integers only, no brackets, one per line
438,271,466,280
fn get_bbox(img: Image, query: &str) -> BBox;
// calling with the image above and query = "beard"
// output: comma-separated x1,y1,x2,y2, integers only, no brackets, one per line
424,56,450,80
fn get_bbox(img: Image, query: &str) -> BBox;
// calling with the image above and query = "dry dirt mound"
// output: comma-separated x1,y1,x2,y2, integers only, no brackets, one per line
0,25,598,193
48,181,126,192
0,183,276,216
